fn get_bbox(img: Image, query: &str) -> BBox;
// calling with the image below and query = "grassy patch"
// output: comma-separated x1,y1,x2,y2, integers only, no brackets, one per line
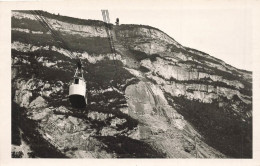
12,17,49,33
14,10,106,27
12,31,111,54
95,136,166,158
165,94,252,158
86,60,133,90
12,49,74,83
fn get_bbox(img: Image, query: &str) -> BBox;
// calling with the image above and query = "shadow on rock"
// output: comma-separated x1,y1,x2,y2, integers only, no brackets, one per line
95,136,166,158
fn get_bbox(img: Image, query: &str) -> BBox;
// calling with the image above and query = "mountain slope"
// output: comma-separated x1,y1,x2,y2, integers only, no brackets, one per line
11,10,252,158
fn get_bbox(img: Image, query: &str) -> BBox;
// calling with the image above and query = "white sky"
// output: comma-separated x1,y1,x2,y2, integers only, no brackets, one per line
47,9,252,71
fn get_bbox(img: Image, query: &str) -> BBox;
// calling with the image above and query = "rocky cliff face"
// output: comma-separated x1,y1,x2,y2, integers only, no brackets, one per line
11,11,252,158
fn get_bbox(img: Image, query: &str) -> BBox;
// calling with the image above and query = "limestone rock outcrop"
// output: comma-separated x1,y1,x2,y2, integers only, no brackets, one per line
11,11,252,158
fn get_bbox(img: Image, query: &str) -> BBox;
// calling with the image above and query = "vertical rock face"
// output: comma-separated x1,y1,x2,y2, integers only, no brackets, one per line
11,11,252,158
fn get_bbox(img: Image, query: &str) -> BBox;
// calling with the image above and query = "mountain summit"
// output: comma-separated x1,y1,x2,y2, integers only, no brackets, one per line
11,10,252,158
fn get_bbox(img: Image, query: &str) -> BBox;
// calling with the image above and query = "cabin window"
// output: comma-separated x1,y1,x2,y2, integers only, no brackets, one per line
74,79,79,84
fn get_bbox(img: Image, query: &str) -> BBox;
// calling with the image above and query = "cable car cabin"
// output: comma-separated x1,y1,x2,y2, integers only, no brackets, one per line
69,77,87,108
